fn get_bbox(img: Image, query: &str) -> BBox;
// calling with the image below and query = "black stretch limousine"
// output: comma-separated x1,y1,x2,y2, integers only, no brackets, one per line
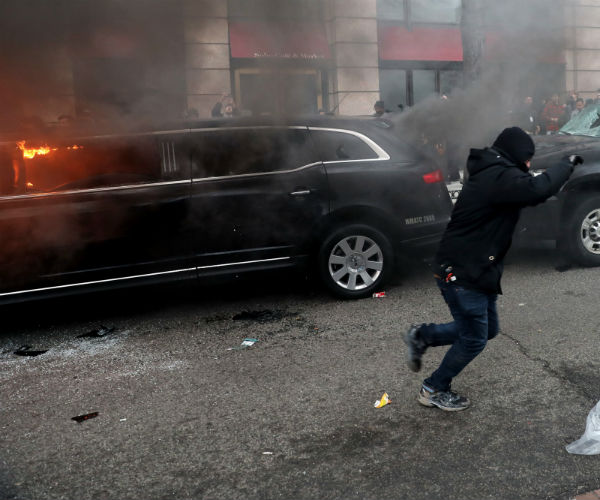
0,116,453,302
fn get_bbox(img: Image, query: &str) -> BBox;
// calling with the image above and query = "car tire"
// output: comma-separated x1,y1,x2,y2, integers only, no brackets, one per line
318,224,393,299
560,194,600,266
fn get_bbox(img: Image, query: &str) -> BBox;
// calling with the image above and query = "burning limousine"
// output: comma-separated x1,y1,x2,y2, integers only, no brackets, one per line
0,117,452,303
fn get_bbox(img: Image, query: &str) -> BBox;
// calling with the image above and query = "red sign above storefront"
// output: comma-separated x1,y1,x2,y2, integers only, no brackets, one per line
484,31,565,64
379,25,565,64
379,25,463,61
229,21,331,59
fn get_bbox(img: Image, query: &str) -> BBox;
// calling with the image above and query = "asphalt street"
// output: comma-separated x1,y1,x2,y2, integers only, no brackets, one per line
0,244,599,500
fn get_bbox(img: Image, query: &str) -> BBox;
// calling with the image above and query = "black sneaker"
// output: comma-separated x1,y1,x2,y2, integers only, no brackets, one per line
417,385,470,411
404,324,426,372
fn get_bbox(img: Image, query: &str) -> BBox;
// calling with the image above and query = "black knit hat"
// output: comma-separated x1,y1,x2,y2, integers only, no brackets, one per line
492,127,535,165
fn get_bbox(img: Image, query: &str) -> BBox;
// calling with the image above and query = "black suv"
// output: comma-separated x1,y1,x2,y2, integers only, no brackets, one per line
508,105,600,266
0,116,452,302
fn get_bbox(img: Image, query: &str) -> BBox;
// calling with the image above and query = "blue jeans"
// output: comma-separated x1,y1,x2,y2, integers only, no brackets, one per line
419,278,499,392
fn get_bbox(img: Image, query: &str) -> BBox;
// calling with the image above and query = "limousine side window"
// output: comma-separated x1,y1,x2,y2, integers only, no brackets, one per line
309,130,379,162
0,136,185,195
192,128,320,179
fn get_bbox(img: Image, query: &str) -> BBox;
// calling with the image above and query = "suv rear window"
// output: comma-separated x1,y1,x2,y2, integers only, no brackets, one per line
309,130,379,161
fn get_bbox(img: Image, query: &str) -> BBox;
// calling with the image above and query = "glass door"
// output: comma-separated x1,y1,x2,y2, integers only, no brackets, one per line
235,68,323,116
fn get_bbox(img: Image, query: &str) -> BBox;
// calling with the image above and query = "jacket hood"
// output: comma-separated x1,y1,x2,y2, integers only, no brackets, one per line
466,147,516,176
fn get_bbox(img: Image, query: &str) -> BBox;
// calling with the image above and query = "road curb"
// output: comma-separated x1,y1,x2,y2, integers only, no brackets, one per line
573,488,600,499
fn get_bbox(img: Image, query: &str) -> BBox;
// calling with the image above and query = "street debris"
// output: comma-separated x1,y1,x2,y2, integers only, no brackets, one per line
555,264,572,272
262,451,274,455
72,412,99,423
204,314,230,323
566,400,600,455
374,392,391,408
232,309,297,323
13,345,48,357
228,338,259,351
77,325,116,338
373,292,386,298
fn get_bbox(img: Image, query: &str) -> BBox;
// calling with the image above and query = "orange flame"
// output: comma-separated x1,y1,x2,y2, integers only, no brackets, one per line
17,140,56,159
16,141,83,159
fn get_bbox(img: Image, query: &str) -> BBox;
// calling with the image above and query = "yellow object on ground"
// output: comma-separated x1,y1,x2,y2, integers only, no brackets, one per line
374,392,391,408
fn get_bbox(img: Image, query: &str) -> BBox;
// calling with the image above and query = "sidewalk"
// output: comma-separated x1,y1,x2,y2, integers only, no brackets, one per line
574,490,600,499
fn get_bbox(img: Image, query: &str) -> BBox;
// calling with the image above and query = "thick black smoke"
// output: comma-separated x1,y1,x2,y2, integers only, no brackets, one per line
0,0,566,144
394,0,565,175
0,0,185,133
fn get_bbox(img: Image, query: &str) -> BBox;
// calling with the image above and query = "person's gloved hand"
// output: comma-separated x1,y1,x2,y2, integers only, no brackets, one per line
569,155,584,166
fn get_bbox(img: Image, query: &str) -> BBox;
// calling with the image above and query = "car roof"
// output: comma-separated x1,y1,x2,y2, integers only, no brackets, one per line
0,115,396,147
174,115,393,132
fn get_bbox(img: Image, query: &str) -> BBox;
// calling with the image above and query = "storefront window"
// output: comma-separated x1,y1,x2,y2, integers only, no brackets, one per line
377,0,405,21
379,69,407,111
411,0,460,24
237,69,322,116
440,70,462,96
412,69,436,104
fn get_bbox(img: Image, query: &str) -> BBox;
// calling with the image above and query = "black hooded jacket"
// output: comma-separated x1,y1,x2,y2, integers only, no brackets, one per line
435,147,573,294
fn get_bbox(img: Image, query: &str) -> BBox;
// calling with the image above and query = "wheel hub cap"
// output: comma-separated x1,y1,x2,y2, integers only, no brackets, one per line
347,254,366,272
582,209,600,254
588,222,600,241
327,235,384,291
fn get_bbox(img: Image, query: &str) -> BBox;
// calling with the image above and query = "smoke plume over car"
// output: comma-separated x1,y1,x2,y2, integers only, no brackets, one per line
1,0,564,138
0,0,184,133
393,0,564,171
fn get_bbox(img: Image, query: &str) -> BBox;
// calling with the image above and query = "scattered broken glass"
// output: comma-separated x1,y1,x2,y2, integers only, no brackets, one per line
559,104,600,137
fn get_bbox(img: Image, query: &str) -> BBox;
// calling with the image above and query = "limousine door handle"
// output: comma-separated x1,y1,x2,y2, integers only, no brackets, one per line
289,188,312,196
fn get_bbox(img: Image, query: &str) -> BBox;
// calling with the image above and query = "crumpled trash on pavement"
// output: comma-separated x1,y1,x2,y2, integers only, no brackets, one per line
72,412,99,423
566,400,600,455
228,338,259,351
374,392,391,408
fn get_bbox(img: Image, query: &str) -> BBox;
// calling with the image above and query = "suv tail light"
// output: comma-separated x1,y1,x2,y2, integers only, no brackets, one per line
422,169,444,184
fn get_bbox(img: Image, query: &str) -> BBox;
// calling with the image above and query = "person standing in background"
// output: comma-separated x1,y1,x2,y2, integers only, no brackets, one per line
541,94,566,134
570,98,585,119
513,96,540,135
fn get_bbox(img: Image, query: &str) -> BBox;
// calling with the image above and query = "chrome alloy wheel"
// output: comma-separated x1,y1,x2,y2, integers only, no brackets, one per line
580,208,600,255
327,235,384,290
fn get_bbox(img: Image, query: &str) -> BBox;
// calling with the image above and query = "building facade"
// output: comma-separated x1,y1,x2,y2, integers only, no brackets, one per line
566,0,600,99
4,0,598,126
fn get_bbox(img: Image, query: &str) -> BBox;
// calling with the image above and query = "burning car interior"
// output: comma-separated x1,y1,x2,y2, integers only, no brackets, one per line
0,136,179,196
